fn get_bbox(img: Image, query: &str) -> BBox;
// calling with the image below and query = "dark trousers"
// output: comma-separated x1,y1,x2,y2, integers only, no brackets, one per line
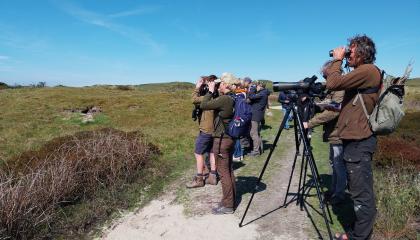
213,137,235,208
343,136,377,240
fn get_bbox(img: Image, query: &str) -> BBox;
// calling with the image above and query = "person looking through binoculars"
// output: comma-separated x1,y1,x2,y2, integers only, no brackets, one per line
325,34,381,240
187,75,219,188
200,73,238,215
247,81,270,156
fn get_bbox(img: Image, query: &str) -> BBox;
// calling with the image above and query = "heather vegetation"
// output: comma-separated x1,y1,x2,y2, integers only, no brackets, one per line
0,83,196,239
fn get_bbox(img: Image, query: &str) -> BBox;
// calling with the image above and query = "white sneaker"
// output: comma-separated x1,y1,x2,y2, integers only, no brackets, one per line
232,156,242,162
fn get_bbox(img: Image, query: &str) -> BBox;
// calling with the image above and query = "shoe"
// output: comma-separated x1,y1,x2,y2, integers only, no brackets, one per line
330,195,345,205
205,173,218,185
247,151,260,157
212,205,234,215
334,233,348,240
232,156,241,162
186,175,204,188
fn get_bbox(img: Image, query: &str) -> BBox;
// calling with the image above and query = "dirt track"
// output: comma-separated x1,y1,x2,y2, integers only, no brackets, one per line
100,118,314,240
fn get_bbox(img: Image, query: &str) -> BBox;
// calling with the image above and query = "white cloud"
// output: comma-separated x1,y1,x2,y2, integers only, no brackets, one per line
108,6,161,18
54,1,164,54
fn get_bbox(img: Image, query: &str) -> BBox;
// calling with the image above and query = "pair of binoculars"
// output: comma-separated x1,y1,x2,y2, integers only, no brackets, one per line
329,49,351,58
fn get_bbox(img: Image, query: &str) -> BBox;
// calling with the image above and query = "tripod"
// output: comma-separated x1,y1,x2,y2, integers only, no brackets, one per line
238,100,333,240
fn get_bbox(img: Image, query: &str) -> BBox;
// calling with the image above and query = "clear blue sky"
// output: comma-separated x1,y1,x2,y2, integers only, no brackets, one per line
0,0,419,86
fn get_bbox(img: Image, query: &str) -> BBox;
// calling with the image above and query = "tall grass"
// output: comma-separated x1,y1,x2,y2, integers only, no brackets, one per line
374,166,420,239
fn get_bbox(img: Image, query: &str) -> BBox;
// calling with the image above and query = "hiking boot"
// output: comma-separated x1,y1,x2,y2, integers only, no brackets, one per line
205,173,218,185
212,205,234,215
186,175,204,188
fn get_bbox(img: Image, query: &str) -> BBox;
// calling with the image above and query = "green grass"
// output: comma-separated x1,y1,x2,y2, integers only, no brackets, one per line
0,83,197,238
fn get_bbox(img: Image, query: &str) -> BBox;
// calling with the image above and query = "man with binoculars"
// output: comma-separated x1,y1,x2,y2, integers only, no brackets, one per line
325,34,381,240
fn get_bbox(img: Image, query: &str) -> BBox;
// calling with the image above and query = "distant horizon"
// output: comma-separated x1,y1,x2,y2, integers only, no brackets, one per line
3,76,420,89
1,1,419,87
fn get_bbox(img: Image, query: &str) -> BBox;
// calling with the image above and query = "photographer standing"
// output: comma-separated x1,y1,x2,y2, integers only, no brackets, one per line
187,75,218,188
278,91,293,129
304,61,346,205
247,81,270,156
200,73,237,214
326,35,381,240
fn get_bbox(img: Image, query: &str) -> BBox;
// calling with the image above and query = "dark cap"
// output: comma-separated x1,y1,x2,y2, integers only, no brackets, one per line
243,77,252,83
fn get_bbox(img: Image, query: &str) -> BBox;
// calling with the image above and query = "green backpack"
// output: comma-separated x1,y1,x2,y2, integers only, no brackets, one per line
356,62,413,135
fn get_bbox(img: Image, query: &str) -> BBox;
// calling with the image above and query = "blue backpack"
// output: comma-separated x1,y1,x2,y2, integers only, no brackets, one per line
226,94,252,138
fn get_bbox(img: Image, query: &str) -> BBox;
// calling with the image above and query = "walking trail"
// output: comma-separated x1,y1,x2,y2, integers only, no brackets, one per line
100,113,314,240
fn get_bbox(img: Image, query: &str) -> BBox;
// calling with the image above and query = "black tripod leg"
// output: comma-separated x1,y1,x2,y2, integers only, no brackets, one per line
296,143,305,206
301,152,309,210
294,108,333,239
282,136,301,206
239,108,292,227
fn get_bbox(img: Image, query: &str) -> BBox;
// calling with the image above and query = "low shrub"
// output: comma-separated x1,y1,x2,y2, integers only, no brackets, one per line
0,128,159,239
375,137,420,170
115,85,133,91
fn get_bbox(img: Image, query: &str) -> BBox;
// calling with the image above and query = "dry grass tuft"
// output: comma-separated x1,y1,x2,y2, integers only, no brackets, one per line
0,128,159,239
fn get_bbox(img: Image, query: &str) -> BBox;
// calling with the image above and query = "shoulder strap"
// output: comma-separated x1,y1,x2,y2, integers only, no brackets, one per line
354,67,384,120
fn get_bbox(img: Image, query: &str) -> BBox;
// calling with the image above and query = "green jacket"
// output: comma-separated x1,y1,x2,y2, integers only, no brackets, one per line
200,93,234,138
308,90,344,144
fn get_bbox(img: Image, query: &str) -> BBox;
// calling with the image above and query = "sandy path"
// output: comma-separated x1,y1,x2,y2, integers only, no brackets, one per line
100,119,312,240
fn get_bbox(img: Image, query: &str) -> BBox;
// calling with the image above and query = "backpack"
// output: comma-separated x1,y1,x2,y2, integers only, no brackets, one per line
226,93,252,138
356,62,413,135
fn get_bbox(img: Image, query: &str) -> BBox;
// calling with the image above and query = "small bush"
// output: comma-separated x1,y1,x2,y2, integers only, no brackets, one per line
375,137,420,170
0,82,9,90
0,128,159,239
115,85,133,91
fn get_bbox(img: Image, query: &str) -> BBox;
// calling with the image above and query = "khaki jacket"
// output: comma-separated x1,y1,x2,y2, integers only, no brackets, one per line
308,91,344,144
325,60,381,140
192,89,214,134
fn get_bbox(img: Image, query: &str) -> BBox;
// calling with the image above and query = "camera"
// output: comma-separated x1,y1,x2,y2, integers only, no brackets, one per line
329,49,351,58
273,75,326,98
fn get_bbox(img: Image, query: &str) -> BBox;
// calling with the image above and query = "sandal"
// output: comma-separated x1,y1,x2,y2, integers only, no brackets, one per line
334,233,348,240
